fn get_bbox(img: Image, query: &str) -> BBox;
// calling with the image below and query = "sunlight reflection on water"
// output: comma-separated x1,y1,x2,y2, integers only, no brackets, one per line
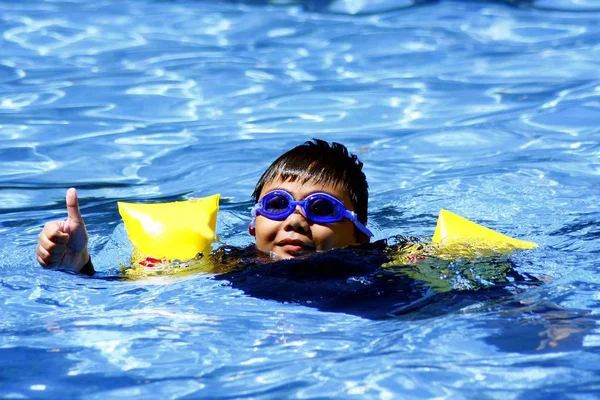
1,0,599,398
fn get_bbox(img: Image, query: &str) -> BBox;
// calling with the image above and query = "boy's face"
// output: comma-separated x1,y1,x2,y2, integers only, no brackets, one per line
250,178,362,259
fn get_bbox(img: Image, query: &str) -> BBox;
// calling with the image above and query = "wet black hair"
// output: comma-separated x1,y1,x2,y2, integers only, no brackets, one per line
252,139,369,224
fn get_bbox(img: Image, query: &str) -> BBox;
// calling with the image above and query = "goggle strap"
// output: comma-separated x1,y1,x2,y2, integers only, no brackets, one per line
354,220,374,238
250,204,260,229
345,210,374,238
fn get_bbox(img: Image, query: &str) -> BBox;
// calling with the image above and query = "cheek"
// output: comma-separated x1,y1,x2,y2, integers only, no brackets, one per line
254,218,278,247
312,222,356,250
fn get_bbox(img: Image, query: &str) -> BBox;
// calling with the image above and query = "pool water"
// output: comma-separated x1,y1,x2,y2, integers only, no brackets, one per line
1,0,600,398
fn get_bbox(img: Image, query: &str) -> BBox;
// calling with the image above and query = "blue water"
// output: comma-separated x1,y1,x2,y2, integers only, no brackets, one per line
2,0,600,398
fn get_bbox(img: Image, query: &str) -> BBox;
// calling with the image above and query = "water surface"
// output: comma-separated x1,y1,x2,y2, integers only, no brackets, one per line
1,0,600,398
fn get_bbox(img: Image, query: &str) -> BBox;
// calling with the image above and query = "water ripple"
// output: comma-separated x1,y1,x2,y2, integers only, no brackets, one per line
1,1,600,399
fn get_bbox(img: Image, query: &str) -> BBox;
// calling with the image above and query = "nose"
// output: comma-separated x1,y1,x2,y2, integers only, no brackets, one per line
283,205,310,234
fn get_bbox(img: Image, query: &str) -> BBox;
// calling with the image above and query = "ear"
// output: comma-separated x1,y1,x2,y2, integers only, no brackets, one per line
248,222,256,237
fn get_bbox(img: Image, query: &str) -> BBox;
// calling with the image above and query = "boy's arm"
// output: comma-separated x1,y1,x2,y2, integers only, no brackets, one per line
36,188,93,274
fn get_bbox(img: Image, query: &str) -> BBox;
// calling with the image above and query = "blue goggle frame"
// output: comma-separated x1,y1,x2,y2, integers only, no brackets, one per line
251,189,373,237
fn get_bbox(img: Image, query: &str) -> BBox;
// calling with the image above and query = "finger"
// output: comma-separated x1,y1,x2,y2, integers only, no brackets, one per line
53,231,70,245
48,244,67,256
38,230,68,254
45,243,67,262
45,228,70,245
66,188,84,225
37,243,50,266
37,253,51,269
37,244,63,268
48,251,66,264
41,222,70,244
38,242,67,259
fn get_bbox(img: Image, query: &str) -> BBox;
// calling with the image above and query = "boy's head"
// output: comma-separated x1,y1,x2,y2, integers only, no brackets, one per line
250,139,371,259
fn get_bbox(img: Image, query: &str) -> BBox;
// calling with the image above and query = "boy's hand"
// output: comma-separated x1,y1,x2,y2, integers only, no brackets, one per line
36,188,90,272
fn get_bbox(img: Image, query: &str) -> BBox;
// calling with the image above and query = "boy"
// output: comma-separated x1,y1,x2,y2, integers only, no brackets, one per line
33,141,587,344
36,139,374,274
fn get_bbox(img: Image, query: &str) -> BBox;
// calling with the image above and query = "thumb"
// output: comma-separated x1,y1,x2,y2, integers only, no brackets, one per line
66,187,84,225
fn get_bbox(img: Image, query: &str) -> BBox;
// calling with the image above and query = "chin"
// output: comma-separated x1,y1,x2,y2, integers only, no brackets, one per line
270,250,295,259
271,248,315,259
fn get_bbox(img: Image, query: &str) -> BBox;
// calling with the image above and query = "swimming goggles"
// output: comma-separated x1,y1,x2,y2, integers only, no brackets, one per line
251,189,373,237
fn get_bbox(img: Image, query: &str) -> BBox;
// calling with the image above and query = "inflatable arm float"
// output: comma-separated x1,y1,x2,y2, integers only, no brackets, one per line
432,209,537,252
118,194,220,261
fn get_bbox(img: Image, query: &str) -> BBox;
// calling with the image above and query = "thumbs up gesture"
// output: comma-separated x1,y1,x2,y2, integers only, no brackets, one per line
36,188,90,272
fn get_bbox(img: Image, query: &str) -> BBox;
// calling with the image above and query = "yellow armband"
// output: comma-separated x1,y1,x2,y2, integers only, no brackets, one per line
118,194,220,261
432,209,537,254
386,209,537,266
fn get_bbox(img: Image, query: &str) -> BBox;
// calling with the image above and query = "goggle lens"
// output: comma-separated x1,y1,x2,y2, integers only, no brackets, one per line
264,194,290,214
307,197,336,217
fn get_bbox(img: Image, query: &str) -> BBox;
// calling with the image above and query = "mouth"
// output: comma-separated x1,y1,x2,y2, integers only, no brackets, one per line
276,239,315,256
